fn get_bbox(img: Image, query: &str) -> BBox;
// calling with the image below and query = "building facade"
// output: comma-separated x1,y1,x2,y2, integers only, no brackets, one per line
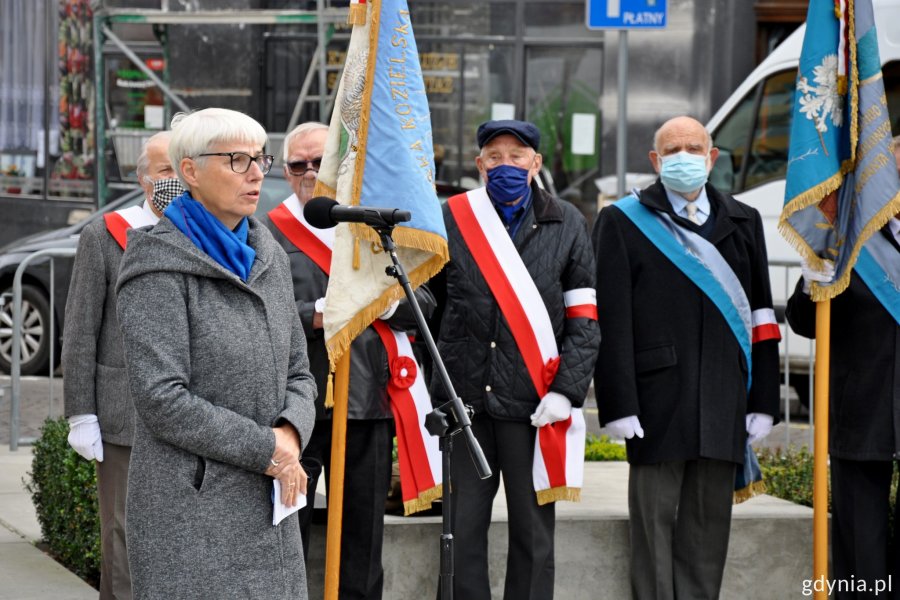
0,0,803,245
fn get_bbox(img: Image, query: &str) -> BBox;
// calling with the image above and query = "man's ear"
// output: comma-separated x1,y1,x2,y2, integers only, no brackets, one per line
475,155,486,181
708,147,720,168
649,150,661,174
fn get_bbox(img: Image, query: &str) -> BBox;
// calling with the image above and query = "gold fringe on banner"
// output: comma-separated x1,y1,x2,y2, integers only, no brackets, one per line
848,0,859,164
536,486,582,506
351,223,452,260
325,251,449,372
734,479,767,504
347,0,380,209
324,371,335,409
347,2,367,26
807,194,900,302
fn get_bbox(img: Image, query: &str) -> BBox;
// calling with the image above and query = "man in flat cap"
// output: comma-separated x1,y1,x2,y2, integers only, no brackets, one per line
430,119,600,599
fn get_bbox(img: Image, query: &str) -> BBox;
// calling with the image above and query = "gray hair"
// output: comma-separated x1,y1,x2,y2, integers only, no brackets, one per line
283,121,328,162
135,130,173,180
168,108,268,185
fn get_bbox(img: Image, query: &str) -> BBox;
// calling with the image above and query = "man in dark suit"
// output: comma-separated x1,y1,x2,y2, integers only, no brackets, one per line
265,122,435,600
63,130,179,600
592,116,781,599
786,217,900,599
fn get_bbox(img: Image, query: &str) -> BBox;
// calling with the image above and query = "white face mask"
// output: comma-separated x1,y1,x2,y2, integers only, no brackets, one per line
658,151,710,193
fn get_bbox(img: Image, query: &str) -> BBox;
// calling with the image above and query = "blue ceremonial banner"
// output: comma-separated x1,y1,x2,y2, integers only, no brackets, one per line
361,2,444,239
314,0,448,364
781,0,900,301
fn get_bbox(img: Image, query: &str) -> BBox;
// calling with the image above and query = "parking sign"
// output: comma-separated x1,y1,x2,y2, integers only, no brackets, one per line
586,0,668,29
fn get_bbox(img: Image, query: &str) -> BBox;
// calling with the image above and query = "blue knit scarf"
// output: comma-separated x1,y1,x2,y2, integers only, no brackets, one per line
165,192,256,281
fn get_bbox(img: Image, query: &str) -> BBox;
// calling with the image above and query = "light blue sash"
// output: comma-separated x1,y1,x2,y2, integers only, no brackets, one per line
855,233,900,326
614,194,753,389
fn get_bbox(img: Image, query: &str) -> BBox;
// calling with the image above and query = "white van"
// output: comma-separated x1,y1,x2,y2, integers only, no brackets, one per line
704,0,900,403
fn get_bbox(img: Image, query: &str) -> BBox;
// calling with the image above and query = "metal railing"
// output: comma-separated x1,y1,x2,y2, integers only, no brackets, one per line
770,259,815,450
8,248,76,451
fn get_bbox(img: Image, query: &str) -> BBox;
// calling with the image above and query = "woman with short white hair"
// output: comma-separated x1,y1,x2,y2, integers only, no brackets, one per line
116,107,316,599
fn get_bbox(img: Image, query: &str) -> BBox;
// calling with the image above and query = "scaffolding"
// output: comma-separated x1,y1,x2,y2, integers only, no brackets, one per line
92,2,347,206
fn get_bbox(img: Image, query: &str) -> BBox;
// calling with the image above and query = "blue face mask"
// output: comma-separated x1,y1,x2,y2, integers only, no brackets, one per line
659,151,709,193
486,164,531,204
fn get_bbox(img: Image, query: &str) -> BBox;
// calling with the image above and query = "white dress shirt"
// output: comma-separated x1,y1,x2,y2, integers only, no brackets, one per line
665,186,711,226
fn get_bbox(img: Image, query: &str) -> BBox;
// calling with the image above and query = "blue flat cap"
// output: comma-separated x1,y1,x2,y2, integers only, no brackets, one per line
476,119,541,151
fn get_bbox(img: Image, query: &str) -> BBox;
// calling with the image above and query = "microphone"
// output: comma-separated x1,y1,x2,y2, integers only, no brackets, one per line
304,196,412,229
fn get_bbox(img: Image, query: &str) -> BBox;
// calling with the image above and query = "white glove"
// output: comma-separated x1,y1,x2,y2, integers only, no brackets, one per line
67,414,104,462
604,415,644,440
378,300,400,320
530,392,572,427
800,258,835,293
746,413,774,444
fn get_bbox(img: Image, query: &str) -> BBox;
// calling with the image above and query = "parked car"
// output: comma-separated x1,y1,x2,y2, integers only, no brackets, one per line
0,174,467,375
0,174,291,375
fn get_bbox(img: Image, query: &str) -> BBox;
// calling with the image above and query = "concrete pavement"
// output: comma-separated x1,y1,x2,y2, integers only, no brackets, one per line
1,443,814,600
0,446,96,600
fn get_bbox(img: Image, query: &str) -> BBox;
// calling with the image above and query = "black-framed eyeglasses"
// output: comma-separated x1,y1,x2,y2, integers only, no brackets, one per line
285,157,322,176
197,152,274,175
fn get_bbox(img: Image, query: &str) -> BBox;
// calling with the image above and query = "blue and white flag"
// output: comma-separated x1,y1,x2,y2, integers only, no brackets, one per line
314,0,448,364
781,0,900,301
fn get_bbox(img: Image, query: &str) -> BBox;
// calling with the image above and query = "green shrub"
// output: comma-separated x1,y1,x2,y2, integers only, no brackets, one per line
23,417,100,587
757,446,899,532
756,446,819,509
584,433,628,461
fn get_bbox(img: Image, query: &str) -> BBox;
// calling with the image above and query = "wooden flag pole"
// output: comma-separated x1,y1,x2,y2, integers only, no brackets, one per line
813,299,831,599
324,349,351,600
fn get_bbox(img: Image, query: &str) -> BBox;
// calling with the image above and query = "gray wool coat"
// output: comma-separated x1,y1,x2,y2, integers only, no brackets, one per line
115,215,317,600
63,217,138,446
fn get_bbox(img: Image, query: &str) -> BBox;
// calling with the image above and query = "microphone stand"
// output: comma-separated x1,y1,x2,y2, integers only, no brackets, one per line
366,218,492,600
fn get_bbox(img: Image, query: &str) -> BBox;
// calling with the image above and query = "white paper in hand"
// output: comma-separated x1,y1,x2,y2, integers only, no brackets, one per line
272,479,307,526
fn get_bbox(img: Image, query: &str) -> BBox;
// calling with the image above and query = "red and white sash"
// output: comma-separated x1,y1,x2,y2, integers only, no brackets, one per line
268,195,441,514
267,194,335,266
104,202,158,249
371,321,442,514
448,188,596,505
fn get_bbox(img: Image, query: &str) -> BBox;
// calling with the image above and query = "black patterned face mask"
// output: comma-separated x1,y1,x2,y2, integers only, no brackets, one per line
151,178,185,213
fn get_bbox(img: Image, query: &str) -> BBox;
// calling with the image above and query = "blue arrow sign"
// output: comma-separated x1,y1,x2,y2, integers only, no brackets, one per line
586,0,667,29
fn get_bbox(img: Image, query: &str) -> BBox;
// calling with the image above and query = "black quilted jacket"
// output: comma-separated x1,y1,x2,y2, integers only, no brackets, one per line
429,184,600,421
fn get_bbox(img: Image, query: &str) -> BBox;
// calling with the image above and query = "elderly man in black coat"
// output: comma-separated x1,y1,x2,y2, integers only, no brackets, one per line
592,116,781,600
265,121,436,600
787,216,900,598
63,130,179,600
431,119,600,600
